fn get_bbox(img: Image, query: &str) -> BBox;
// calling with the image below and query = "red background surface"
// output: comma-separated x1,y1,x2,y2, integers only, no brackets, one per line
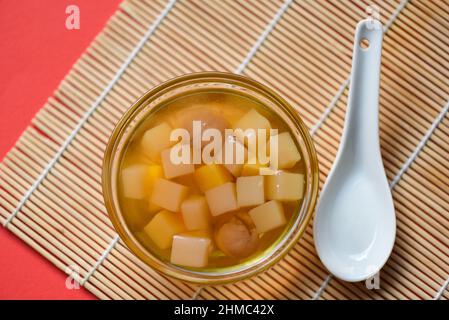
0,0,122,299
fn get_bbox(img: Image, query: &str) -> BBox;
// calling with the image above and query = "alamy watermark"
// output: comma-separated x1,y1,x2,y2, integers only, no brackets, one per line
65,265,81,290
65,5,80,30
366,272,380,290
365,4,382,31
169,121,279,175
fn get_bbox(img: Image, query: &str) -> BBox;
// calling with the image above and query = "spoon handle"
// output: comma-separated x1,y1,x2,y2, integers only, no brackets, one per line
343,19,383,165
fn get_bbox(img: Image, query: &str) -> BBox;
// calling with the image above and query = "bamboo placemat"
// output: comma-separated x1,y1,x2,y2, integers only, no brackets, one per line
1,0,448,300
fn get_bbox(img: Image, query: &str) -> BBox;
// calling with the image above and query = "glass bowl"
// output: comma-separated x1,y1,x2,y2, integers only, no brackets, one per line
102,72,319,284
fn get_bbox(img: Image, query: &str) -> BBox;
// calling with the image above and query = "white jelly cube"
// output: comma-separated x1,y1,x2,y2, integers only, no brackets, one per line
150,178,189,212
236,176,264,207
121,165,148,199
270,132,301,169
265,172,304,201
121,164,162,199
233,109,271,144
248,200,286,234
160,147,195,179
140,122,175,162
181,196,211,231
215,134,247,177
205,182,238,216
170,233,212,268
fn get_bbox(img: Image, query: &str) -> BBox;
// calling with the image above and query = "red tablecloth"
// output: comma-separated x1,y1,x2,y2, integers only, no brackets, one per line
0,0,121,299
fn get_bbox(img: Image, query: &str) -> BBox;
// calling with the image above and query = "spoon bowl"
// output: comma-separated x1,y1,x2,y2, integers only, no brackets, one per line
314,19,396,282
314,159,396,281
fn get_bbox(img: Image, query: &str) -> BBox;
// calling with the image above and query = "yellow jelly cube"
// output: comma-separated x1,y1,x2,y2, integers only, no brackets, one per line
248,200,286,234
121,164,163,199
194,164,233,192
181,195,211,231
150,178,189,212
170,233,212,268
236,176,265,207
269,132,301,169
144,210,186,250
265,172,304,201
140,122,175,162
205,182,238,216
215,134,247,177
233,109,271,144
160,147,195,179
147,164,164,187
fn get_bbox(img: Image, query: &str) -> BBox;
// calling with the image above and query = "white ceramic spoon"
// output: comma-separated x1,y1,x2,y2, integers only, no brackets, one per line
314,19,396,282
